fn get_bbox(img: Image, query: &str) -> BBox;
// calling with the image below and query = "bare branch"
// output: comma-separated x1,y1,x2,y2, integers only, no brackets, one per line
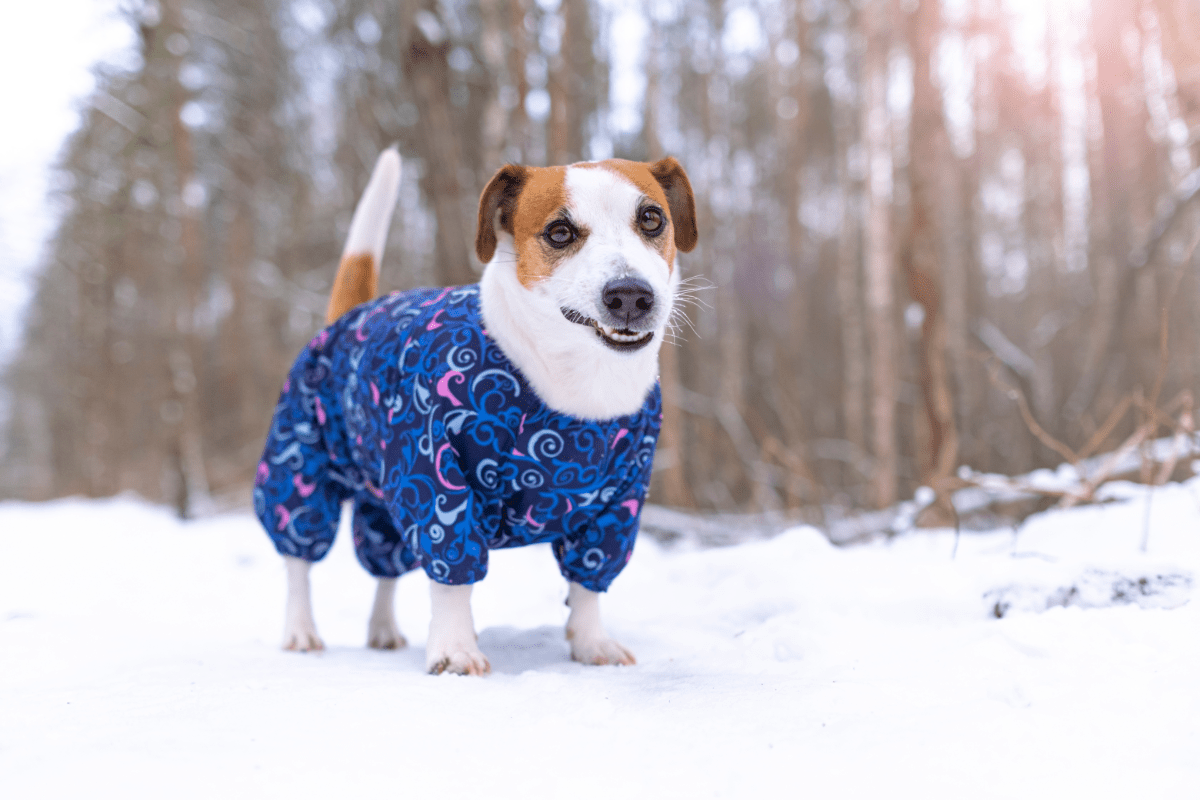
983,356,1080,466
1077,395,1134,461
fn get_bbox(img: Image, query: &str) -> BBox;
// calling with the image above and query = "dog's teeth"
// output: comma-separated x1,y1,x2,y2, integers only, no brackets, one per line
595,324,652,346
604,330,650,343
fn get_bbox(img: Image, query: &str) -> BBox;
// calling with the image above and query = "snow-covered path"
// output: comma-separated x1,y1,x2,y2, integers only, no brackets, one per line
2,480,1197,798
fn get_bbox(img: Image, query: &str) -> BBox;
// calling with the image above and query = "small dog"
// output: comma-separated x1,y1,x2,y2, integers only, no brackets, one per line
254,148,697,674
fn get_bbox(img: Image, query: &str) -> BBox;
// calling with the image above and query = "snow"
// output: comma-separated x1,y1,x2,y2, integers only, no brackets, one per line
2,479,1198,798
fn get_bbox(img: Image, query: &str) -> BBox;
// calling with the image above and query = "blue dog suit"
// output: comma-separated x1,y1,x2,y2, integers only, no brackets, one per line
254,285,661,592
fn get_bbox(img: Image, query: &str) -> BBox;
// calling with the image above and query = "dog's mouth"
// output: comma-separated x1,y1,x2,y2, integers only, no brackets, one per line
560,307,655,352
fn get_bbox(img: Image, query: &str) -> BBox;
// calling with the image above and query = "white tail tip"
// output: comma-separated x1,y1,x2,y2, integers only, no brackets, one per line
342,147,402,266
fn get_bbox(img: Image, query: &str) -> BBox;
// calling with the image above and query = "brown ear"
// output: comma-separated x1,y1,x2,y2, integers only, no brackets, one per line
475,164,528,264
649,157,698,253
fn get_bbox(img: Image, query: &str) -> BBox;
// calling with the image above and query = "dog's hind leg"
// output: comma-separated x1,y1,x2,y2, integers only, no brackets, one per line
350,493,414,649
565,582,636,666
367,577,406,649
426,583,491,676
283,556,324,651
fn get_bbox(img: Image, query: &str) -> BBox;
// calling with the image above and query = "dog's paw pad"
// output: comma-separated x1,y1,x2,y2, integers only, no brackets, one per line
426,647,491,676
367,621,407,650
368,630,407,650
570,636,636,666
283,629,325,652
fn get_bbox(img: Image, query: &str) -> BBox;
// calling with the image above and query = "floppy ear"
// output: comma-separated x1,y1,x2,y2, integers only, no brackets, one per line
475,164,528,264
649,157,698,253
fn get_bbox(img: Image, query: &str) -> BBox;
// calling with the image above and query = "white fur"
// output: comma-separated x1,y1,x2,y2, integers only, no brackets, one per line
367,577,406,649
426,583,491,675
565,581,636,665
342,147,402,264
282,555,324,651
479,165,679,420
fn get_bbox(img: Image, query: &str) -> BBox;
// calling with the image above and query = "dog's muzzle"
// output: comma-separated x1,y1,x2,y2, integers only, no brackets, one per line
560,277,660,353
560,304,656,352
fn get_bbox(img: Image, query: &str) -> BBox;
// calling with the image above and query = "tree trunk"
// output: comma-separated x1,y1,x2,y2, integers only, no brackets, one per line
863,0,898,509
478,0,508,171
1066,0,1153,420
507,0,530,163
905,0,958,526
834,62,867,468
407,11,475,284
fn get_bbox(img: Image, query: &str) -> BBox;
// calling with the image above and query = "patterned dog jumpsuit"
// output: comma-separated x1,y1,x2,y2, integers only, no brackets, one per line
253,285,660,592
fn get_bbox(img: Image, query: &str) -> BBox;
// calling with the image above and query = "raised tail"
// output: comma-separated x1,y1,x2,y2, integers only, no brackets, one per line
325,147,402,324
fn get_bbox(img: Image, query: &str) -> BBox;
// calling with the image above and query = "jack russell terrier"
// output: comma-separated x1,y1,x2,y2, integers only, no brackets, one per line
254,147,697,674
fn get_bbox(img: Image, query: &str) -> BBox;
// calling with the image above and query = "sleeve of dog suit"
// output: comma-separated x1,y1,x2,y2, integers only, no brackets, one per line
552,392,662,592
253,332,354,564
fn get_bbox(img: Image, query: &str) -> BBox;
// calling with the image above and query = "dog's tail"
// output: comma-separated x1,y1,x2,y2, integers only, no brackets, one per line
325,147,403,324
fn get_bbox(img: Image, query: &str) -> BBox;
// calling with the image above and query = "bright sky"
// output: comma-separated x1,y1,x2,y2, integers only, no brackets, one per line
0,0,134,360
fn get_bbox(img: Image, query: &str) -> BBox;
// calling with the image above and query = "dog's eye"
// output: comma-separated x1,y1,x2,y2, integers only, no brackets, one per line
638,207,664,236
545,221,576,248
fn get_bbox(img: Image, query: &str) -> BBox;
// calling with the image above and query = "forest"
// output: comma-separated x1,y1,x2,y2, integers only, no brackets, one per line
2,0,1199,527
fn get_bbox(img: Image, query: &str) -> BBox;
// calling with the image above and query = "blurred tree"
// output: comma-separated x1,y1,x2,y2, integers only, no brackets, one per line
1067,0,1157,426
904,0,958,525
4,0,1199,526
862,0,899,509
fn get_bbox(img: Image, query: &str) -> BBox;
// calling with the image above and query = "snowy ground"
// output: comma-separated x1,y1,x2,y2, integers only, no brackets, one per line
2,479,1198,799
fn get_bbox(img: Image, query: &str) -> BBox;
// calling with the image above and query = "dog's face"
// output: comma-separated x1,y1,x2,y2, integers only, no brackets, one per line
475,158,697,354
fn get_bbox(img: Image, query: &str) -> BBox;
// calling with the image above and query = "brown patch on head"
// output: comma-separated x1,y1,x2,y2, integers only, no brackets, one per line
477,164,577,288
510,166,572,286
476,164,528,264
647,157,698,253
325,252,377,324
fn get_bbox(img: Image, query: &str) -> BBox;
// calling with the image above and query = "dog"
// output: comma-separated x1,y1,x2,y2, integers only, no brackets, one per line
254,147,697,674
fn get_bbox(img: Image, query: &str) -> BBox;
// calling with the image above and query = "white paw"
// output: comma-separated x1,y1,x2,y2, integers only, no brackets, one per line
426,640,491,675
568,632,636,666
282,622,324,652
367,618,407,650
426,583,488,675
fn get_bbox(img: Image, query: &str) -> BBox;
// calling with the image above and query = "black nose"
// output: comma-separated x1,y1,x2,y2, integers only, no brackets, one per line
600,277,655,328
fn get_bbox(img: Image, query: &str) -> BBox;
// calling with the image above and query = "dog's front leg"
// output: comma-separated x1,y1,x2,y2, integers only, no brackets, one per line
282,556,324,651
367,578,407,649
426,583,491,675
565,582,636,666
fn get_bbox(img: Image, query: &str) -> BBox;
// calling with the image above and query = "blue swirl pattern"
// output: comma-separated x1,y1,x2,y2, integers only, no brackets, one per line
254,285,661,592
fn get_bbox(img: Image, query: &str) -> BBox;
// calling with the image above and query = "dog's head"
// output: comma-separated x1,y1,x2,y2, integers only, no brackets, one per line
476,158,697,355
